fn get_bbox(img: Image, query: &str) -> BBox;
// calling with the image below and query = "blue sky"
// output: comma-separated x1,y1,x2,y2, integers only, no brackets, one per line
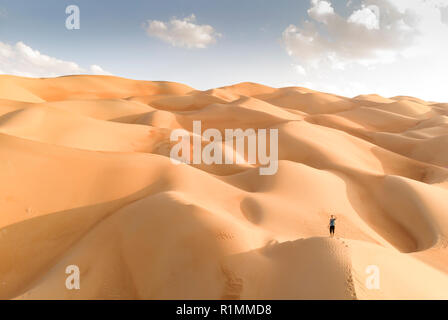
1,0,448,101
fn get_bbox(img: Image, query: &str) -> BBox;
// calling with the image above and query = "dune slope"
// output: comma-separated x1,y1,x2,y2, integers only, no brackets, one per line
0,75,447,300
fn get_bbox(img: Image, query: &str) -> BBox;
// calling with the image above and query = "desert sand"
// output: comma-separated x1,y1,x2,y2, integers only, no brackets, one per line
0,74,447,299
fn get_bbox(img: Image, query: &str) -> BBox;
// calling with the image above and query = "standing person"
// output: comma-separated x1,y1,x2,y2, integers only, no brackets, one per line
329,215,337,237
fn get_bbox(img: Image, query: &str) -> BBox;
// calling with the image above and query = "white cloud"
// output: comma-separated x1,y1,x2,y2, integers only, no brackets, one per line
348,5,380,30
143,14,221,49
0,41,112,77
308,0,335,23
283,0,417,68
282,0,448,101
89,64,112,75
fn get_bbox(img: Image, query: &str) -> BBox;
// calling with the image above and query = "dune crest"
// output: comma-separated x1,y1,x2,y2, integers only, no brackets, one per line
0,75,447,300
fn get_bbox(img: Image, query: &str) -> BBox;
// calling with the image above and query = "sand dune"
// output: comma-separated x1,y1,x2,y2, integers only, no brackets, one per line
0,75,447,300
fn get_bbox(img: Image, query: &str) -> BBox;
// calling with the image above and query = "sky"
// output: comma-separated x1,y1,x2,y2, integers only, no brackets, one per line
0,0,447,101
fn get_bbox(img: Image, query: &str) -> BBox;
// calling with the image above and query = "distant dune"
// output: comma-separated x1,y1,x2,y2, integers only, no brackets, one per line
0,75,447,299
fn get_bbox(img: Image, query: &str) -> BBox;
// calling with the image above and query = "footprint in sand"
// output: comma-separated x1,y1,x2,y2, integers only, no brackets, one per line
220,266,243,300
